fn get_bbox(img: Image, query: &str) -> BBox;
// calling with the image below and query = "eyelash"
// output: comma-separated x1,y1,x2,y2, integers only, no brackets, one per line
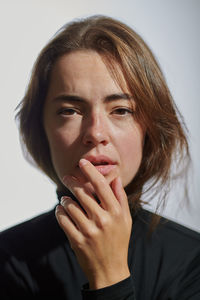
57,107,134,117
112,107,134,116
57,108,79,115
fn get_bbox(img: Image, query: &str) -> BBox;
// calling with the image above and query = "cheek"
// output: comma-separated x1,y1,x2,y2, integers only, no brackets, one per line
120,137,142,166
118,125,144,185
45,128,79,174
47,126,78,153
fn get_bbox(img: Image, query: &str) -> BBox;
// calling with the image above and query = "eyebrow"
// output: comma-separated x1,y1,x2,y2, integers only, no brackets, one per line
52,93,134,103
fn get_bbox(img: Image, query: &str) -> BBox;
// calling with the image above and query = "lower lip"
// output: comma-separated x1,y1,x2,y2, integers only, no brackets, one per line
94,164,116,175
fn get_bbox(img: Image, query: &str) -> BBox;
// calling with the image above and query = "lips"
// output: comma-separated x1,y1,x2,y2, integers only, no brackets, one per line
81,155,117,175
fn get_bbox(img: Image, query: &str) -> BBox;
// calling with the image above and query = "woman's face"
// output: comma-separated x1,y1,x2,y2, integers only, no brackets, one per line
43,50,144,193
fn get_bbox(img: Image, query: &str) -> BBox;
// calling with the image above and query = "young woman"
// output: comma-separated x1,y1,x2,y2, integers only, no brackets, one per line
0,15,199,299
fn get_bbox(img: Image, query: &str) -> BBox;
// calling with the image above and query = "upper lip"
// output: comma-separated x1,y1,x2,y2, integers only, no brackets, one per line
82,155,116,166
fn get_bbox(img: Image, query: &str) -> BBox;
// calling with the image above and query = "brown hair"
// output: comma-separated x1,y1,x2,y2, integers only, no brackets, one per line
15,15,190,227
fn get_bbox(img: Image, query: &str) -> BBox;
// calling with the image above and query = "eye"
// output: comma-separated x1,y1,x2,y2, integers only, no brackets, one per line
112,107,134,116
57,108,79,116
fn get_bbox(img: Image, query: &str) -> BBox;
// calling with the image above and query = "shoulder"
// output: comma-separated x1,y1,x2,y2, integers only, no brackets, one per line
132,208,200,270
134,208,200,273
142,208,199,242
133,208,200,251
132,209,200,298
0,208,74,296
0,208,66,259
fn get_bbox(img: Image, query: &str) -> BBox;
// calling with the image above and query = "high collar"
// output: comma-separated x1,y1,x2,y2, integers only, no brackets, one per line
56,189,76,203
56,188,141,221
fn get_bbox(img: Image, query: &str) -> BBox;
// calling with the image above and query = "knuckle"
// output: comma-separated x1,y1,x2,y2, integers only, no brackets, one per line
58,217,66,229
125,214,133,230
128,215,133,227
94,177,106,189
111,206,121,218
85,226,99,239
96,214,110,229
71,236,85,251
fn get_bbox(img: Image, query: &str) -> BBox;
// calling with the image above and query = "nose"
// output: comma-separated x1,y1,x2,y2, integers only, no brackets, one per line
82,112,110,147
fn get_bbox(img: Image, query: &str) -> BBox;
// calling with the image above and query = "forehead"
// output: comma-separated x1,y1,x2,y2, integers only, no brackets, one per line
47,50,130,96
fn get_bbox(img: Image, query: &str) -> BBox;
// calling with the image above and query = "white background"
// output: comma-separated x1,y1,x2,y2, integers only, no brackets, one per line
0,0,199,232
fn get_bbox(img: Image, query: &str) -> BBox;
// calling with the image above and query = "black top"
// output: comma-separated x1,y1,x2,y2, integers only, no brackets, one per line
0,203,200,299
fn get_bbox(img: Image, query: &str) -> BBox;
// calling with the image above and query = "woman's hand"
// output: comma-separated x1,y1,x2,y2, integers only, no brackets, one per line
55,158,132,290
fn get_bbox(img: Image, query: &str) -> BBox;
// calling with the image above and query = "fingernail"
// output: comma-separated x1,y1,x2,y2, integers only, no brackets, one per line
79,158,88,167
61,196,71,206
55,204,62,213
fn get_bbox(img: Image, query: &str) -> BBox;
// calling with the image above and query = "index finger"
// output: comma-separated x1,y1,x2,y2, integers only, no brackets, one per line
79,158,119,211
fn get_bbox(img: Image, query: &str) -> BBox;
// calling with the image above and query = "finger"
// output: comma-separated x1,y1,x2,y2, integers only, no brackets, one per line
60,197,92,235
79,159,117,211
62,177,103,219
55,205,83,246
111,177,130,213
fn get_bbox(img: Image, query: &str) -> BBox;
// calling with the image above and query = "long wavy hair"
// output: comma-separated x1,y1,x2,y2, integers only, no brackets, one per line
16,15,190,228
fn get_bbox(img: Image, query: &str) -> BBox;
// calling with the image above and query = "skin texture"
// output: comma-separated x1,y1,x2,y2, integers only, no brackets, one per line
43,50,144,289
